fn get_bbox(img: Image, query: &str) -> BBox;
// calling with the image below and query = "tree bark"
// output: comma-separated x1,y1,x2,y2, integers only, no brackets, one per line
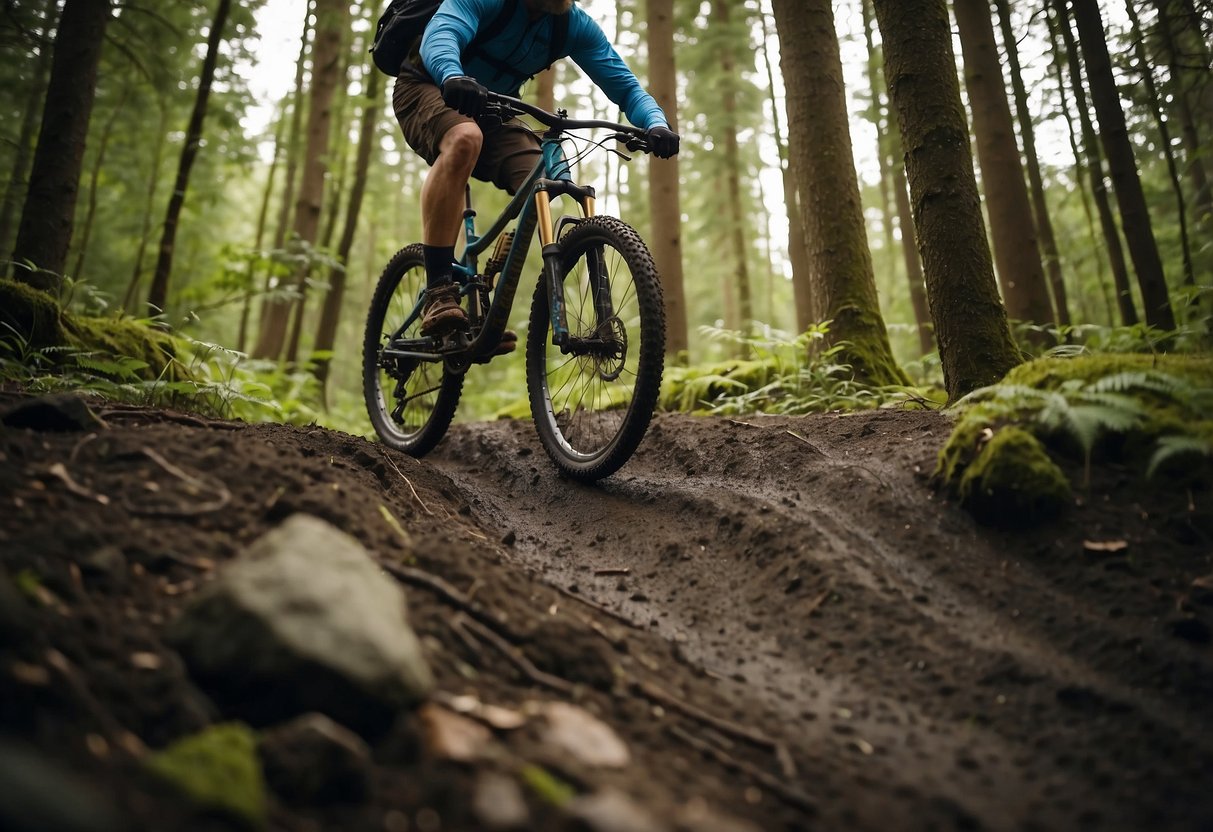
10,0,112,294
773,0,907,386
256,0,348,362
146,0,232,314
0,11,55,266
954,0,1054,334
871,0,1020,401
645,0,689,357
313,66,382,392
713,0,754,334
1071,0,1175,330
993,0,1070,326
1049,0,1138,326
1126,0,1196,288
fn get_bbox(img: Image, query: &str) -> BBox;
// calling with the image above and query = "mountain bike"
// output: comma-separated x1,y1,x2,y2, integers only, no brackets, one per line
362,92,666,481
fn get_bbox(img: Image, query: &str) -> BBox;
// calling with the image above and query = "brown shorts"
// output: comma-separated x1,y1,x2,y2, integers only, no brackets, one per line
392,71,541,194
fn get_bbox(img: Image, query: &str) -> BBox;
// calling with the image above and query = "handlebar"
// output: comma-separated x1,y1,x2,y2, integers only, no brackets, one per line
483,91,652,154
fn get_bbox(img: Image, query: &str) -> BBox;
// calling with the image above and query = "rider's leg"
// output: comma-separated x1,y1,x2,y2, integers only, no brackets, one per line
419,122,482,334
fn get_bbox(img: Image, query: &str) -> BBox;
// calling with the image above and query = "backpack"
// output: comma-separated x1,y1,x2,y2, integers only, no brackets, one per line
371,0,569,83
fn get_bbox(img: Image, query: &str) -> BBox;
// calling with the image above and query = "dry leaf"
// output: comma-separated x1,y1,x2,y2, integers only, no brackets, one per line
420,703,492,762
537,701,630,769
10,661,50,686
1082,540,1129,554
438,692,526,730
130,652,162,670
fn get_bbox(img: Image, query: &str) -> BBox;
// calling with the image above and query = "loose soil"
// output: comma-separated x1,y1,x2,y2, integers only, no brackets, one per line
1,396,1211,831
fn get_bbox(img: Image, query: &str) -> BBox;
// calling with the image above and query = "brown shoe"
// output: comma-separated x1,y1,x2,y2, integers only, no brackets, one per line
420,283,467,335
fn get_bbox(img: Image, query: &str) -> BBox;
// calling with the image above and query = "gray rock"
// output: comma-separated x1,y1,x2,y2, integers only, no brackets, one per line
168,514,432,732
564,789,669,832
259,713,372,804
0,740,123,832
472,771,530,830
0,393,105,432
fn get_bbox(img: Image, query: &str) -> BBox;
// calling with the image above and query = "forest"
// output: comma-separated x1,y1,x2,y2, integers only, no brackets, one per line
1,0,1212,830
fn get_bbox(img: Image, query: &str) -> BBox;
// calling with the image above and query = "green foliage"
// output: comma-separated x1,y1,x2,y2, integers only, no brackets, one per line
145,723,266,830
520,764,576,806
660,322,934,415
938,356,1213,525
956,426,1071,527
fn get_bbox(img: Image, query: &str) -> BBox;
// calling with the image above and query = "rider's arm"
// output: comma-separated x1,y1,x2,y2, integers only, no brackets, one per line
420,0,498,85
567,11,668,131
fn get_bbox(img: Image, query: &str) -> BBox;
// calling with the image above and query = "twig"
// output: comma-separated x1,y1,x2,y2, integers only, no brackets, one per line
47,463,109,504
634,680,779,753
666,724,814,813
785,429,824,454
379,561,521,641
726,419,759,428
803,578,836,619
128,446,231,515
69,432,99,465
45,649,147,758
461,616,575,695
594,567,630,576
379,449,434,516
546,581,642,629
448,614,486,661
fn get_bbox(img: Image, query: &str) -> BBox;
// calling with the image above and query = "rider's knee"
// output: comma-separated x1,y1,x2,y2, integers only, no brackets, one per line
440,123,483,171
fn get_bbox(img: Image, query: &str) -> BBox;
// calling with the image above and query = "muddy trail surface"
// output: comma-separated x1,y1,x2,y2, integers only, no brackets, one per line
1,396,1211,832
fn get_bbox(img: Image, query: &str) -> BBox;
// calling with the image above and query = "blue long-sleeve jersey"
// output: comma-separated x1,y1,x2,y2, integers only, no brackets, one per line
420,0,668,131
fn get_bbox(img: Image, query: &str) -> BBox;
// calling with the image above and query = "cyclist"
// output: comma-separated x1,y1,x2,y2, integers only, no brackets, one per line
392,0,680,340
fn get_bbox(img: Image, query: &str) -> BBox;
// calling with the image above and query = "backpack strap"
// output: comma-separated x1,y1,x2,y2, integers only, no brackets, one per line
466,0,519,54
546,11,569,70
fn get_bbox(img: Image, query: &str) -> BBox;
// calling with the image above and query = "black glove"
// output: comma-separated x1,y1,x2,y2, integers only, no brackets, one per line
646,125,680,159
441,75,488,118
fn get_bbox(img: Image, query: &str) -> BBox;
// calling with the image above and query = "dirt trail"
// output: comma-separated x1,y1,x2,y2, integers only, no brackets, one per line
434,410,1213,831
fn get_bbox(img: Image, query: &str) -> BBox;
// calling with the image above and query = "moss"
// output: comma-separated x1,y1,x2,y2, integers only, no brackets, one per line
145,723,267,829
62,314,180,380
957,427,1070,526
659,358,776,412
519,764,575,806
828,305,912,388
1002,354,1213,390
0,278,63,350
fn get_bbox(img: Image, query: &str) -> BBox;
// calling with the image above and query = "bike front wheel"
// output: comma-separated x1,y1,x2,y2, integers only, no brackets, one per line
362,244,463,457
526,216,665,481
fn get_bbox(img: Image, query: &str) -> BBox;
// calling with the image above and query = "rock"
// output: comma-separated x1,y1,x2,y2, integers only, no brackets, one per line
167,514,432,732
0,393,105,432
259,713,371,804
144,723,266,830
472,771,531,830
563,789,669,832
537,702,630,769
419,703,494,762
0,740,123,832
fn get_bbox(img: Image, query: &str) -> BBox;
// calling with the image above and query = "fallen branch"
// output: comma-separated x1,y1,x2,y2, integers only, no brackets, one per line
666,724,814,813
634,679,788,766
461,616,575,695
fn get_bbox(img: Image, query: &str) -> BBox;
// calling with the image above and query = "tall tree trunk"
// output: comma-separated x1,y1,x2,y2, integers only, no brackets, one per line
70,88,128,284
645,0,688,357
255,0,314,357
257,0,348,362
146,0,232,314
1154,0,1213,257
860,0,896,262
10,0,112,294
1072,0,1176,330
871,0,1020,401
954,0,1054,334
314,66,382,392
121,102,169,314
993,0,1071,326
773,0,907,386
1125,0,1196,288
0,14,55,266
758,0,813,332
239,103,289,354
713,0,754,333
1049,0,1138,325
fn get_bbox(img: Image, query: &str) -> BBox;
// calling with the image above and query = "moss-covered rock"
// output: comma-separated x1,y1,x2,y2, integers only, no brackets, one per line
145,723,266,829
0,278,62,350
63,314,179,380
957,427,1071,527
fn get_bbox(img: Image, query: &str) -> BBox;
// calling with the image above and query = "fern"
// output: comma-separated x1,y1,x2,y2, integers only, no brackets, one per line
1148,435,1213,479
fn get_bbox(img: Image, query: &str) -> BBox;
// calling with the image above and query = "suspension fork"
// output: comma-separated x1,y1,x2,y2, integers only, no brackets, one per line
537,180,598,349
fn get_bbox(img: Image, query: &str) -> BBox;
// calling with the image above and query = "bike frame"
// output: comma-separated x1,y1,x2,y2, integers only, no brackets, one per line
381,106,612,367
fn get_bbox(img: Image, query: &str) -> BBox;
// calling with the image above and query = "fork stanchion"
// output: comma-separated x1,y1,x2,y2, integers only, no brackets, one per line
535,187,555,247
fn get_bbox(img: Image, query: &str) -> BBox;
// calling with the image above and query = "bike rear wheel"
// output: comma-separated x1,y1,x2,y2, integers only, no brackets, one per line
362,244,463,456
526,216,665,481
